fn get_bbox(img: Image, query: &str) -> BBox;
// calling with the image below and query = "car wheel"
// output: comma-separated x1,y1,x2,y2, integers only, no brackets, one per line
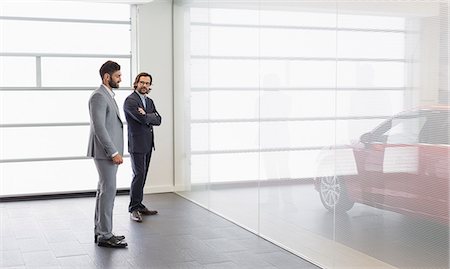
318,175,354,212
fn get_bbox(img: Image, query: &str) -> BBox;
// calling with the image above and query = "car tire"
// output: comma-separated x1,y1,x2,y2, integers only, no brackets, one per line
318,175,354,212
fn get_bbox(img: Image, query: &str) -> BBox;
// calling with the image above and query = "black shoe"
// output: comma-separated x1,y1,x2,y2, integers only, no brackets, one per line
95,234,125,243
139,207,158,215
97,236,128,248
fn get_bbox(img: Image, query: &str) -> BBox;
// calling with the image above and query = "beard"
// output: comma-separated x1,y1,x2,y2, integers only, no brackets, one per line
137,86,148,94
108,80,119,89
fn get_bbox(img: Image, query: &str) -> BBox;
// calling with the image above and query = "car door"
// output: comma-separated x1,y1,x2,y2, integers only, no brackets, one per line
359,111,427,212
416,110,449,223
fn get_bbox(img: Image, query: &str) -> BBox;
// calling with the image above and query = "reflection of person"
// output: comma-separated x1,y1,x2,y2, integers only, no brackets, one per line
259,74,294,208
124,72,162,222
87,60,127,248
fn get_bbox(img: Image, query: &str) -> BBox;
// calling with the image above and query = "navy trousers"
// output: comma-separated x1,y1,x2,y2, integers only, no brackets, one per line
129,151,152,212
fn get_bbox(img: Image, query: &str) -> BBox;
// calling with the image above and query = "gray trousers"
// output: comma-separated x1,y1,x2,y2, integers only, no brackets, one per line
94,159,118,240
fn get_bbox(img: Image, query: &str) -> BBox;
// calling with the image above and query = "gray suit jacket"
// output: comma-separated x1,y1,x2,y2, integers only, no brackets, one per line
87,85,124,159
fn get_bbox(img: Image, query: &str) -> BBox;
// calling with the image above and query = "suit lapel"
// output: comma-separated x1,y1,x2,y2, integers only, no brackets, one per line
100,85,121,120
133,91,147,111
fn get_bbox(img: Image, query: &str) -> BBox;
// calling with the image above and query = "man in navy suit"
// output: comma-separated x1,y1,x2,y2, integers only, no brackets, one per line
124,72,161,222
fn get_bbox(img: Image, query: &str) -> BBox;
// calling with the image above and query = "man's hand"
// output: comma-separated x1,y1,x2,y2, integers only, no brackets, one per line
112,154,123,165
138,107,146,115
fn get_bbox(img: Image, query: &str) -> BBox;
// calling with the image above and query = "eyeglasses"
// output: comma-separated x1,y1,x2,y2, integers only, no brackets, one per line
138,81,151,86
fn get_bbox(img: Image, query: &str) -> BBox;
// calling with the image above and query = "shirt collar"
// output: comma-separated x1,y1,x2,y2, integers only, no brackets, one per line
102,84,115,98
135,90,146,100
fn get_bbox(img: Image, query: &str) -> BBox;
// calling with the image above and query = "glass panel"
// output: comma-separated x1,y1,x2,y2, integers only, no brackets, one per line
209,59,260,87
41,58,131,87
0,1,133,199
0,89,130,124
204,59,338,88
259,90,336,118
337,61,405,87
209,8,260,25
0,126,129,160
260,10,337,28
190,7,210,23
0,20,130,54
0,159,132,196
0,91,91,124
260,149,321,180
260,28,336,58
208,152,259,182
338,31,405,59
336,90,405,117
179,2,449,269
190,25,210,55
206,91,260,120
0,1,130,21
0,57,36,87
338,13,405,30
190,59,210,88
209,26,259,57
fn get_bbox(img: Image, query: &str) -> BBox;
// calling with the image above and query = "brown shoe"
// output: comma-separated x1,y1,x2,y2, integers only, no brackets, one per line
130,210,142,222
139,208,158,215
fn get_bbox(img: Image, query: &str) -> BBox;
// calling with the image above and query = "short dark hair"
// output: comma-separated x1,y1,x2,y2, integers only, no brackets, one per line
99,60,121,79
133,72,153,89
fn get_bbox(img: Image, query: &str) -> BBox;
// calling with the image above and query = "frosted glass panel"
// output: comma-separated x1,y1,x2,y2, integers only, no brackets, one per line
0,21,130,54
207,91,259,119
190,155,210,184
209,59,260,87
190,59,210,87
180,2,449,269
0,57,36,87
209,26,259,57
0,89,129,124
259,90,336,118
286,61,337,87
336,90,404,117
192,122,259,151
0,91,90,124
337,61,405,87
209,8,259,25
0,2,130,21
209,152,259,182
0,126,129,160
338,14,405,30
0,1,133,199
0,159,131,196
42,58,131,87
338,31,405,59
260,28,336,58
190,25,210,55
260,10,336,28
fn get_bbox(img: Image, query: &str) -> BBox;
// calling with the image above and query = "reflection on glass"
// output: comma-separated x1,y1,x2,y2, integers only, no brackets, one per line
182,2,449,269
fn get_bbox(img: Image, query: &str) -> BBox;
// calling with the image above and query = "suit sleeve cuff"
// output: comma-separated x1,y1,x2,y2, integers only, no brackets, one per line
111,152,119,158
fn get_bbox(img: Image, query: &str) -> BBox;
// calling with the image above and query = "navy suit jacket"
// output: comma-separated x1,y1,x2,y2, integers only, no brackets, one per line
124,91,161,153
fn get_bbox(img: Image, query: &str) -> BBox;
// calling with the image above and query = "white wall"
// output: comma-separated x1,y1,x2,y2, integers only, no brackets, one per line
137,0,174,193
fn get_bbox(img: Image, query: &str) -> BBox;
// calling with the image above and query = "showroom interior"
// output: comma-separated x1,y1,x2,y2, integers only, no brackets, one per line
1,0,449,268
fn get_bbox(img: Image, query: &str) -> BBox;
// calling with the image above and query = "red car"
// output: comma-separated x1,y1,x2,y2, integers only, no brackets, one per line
314,106,449,224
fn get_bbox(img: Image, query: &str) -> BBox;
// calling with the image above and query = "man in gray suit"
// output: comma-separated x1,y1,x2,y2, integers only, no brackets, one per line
87,60,127,248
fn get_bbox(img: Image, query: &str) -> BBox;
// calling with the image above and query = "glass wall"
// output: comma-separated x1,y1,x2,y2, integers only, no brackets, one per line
0,1,133,196
175,1,449,268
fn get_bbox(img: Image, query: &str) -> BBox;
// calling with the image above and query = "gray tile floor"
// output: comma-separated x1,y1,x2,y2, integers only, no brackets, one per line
0,193,320,268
